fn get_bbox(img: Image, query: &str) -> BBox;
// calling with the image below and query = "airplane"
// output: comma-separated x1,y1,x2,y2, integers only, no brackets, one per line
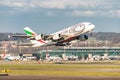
11,22,95,47
1,53,20,61
5,56,20,61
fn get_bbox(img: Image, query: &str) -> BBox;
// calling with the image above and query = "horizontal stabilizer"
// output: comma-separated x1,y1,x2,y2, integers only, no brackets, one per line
10,35,32,38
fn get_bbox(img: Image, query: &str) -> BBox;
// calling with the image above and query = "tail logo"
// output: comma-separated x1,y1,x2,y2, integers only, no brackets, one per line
24,27,36,36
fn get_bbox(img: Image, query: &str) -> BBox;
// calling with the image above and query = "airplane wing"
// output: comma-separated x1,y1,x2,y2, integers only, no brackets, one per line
45,34,70,41
17,43,34,46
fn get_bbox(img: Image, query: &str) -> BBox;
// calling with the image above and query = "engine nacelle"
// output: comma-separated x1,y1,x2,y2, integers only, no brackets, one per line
35,34,44,40
77,35,88,41
52,34,61,40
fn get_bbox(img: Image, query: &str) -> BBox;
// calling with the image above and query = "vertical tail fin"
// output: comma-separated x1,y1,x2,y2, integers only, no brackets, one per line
24,27,37,36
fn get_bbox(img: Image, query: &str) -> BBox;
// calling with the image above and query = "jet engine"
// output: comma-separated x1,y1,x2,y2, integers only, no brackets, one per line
35,34,44,40
52,34,61,40
77,35,88,41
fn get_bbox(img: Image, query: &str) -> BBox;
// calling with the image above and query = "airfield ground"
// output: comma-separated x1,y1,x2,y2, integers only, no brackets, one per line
1,75,120,80
0,61,120,80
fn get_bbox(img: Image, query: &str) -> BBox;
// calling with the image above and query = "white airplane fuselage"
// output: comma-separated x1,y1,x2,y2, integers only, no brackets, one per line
31,22,95,47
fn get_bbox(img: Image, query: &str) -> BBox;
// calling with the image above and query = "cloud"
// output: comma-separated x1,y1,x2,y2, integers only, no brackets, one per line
0,0,28,8
0,0,119,10
0,0,120,17
67,10,96,17
0,0,116,9
94,10,120,18
30,0,104,9
107,10,120,17
67,10,120,18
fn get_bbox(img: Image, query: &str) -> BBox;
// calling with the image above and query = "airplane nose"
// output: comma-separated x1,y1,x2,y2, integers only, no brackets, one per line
91,24,95,30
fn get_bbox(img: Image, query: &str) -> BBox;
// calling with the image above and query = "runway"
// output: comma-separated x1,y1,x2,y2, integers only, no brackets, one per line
0,75,120,80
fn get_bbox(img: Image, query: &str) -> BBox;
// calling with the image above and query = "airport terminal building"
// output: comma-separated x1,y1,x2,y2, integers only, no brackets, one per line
19,47,120,61
40,47,120,61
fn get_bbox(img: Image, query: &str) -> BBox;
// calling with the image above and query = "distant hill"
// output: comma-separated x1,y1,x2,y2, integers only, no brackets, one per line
90,32,120,43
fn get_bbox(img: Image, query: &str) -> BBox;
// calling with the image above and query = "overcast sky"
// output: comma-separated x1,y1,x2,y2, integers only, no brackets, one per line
0,0,120,33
